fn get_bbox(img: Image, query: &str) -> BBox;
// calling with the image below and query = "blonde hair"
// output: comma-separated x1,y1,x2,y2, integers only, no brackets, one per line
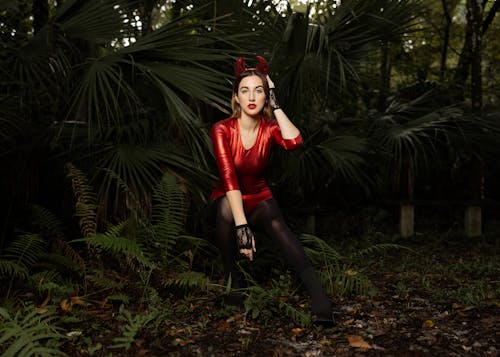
230,70,273,119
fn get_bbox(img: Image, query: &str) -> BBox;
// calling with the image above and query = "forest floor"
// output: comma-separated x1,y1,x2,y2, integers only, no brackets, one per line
64,233,499,357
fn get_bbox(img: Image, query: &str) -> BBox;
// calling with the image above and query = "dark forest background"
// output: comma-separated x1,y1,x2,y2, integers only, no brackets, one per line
0,0,499,355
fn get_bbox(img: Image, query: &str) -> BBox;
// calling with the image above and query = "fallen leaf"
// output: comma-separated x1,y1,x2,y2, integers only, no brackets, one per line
347,335,372,349
291,328,304,335
422,320,434,328
60,299,72,312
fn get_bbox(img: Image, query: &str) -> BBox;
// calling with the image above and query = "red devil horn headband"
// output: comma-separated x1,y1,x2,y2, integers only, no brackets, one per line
234,56,269,77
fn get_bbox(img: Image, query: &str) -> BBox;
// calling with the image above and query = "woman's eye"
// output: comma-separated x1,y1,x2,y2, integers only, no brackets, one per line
240,89,248,94
256,89,263,94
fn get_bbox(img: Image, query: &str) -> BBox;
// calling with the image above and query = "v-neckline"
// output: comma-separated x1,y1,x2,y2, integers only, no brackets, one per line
238,118,261,151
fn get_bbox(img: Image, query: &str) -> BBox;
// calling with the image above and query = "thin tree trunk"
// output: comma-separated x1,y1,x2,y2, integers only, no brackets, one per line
378,41,391,112
440,0,452,81
469,0,483,112
452,0,498,98
141,0,155,35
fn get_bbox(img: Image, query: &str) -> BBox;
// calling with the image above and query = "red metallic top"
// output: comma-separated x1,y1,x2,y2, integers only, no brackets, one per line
210,117,303,213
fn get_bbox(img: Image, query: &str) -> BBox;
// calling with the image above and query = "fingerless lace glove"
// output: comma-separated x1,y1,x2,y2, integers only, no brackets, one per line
234,224,254,250
269,88,281,111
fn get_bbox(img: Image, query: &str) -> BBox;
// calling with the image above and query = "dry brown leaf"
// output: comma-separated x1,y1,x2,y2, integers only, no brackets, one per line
343,318,355,326
291,328,304,335
60,299,72,313
422,320,434,328
347,335,372,349
71,296,86,306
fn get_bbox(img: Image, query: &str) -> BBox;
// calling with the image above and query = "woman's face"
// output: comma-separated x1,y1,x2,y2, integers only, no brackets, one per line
235,75,267,118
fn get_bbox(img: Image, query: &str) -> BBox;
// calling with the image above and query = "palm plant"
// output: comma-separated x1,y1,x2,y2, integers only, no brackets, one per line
0,0,240,241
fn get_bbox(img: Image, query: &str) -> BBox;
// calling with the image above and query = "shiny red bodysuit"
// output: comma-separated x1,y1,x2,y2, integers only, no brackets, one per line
210,117,303,213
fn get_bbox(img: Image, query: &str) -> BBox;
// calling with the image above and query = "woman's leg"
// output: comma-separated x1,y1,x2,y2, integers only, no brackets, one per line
211,196,242,288
248,199,332,321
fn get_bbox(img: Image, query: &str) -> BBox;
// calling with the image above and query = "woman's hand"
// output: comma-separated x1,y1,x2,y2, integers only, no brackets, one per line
235,224,256,261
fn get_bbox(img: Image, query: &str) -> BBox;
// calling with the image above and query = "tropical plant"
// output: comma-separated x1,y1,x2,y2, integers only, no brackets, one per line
300,233,411,298
0,305,68,357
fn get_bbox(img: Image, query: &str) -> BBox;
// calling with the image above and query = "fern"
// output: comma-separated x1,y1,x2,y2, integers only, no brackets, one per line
0,306,68,357
151,173,187,253
66,162,97,237
3,233,46,268
300,234,408,298
0,259,28,280
70,222,153,268
31,205,65,238
110,308,159,350
163,271,209,291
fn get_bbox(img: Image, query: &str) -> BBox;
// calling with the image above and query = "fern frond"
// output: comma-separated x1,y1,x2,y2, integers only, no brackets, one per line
0,306,68,356
65,162,97,237
163,271,209,291
70,222,153,268
0,259,28,280
31,205,65,238
110,308,158,350
3,233,46,268
300,234,342,265
348,243,413,260
51,238,85,269
319,264,377,298
151,173,186,251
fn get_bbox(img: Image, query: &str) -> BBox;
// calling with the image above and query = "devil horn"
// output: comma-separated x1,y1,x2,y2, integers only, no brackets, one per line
234,57,246,77
255,56,269,76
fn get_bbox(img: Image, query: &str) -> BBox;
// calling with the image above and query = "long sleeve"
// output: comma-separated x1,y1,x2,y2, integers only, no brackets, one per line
271,123,303,150
211,122,240,192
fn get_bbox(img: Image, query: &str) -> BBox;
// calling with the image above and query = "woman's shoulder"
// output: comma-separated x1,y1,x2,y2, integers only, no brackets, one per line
212,117,237,130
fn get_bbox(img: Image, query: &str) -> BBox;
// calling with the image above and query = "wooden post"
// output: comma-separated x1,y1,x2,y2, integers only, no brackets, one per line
400,204,414,238
464,206,481,237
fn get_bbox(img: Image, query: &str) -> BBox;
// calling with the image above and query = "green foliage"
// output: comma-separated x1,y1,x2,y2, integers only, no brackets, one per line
110,307,161,350
66,163,98,237
301,234,409,298
70,222,153,269
243,273,311,326
0,306,67,357
163,271,210,291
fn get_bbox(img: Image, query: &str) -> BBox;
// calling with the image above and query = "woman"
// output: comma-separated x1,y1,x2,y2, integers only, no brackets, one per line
209,56,334,326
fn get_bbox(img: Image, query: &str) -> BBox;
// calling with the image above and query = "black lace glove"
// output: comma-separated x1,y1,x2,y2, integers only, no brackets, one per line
269,88,281,111
234,224,254,250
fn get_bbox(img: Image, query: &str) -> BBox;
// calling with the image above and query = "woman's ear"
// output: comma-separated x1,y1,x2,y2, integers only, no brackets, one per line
234,94,240,104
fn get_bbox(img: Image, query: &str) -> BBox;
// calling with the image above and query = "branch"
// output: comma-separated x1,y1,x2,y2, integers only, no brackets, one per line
482,0,500,34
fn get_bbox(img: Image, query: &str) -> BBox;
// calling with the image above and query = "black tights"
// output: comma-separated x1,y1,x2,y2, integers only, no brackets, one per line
212,197,311,283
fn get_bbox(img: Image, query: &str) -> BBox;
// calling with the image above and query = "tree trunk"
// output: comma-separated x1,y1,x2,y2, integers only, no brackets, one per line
141,0,155,35
452,0,499,98
469,0,483,112
440,0,452,81
378,41,391,112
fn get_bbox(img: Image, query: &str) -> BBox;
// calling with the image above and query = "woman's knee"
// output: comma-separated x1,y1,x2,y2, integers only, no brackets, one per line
216,196,234,224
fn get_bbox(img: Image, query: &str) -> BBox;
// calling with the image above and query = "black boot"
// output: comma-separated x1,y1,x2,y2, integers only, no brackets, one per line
224,271,245,308
299,267,335,327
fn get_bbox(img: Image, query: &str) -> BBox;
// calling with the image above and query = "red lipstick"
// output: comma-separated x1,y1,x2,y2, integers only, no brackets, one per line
248,104,256,109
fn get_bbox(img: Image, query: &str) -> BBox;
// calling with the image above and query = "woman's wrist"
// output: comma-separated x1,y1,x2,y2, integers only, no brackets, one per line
269,88,281,111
